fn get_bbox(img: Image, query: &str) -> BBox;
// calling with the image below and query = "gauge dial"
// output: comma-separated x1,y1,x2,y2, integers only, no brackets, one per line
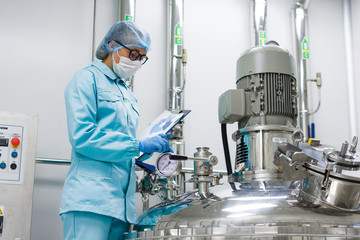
156,153,182,177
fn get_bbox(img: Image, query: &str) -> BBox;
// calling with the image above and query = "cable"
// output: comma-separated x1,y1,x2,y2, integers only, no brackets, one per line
221,124,233,176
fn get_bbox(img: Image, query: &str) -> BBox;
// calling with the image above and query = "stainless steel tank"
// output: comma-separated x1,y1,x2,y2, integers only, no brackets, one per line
128,44,360,239
129,141,360,239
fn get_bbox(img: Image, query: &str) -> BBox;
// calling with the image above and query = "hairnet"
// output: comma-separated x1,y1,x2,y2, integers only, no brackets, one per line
96,21,151,60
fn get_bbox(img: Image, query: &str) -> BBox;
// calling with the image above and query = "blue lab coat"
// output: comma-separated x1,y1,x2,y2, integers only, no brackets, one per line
60,60,144,224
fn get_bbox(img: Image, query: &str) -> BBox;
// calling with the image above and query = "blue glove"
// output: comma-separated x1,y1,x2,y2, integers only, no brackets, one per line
139,133,173,154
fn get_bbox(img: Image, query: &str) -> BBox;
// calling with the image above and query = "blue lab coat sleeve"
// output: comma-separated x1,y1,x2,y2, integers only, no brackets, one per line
65,69,140,162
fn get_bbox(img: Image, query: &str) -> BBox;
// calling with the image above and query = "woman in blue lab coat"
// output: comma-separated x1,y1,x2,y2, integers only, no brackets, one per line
60,21,171,240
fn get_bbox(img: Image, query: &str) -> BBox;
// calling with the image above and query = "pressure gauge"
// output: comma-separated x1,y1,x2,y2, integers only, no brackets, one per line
156,153,182,177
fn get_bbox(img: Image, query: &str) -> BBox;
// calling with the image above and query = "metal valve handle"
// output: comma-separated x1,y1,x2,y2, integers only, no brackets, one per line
169,154,218,166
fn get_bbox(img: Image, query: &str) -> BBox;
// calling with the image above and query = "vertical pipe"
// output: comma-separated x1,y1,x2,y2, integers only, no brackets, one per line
91,0,97,61
168,0,185,111
342,0,358,138
119,0,136,90
119,0,136,21
292,0,310,140
168,0,186,193
251,0,267,46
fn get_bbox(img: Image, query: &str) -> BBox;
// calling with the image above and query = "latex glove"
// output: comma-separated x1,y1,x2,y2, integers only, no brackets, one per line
139,133,173,154
160,133,174,153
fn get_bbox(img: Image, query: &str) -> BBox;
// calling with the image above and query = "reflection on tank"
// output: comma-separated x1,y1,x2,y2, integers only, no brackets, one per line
127,44,360,239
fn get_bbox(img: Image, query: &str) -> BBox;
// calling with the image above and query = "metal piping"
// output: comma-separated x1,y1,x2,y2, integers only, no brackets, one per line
342,0,358,138
168,0,186,194
35,158,71,165
168,0,185,112
251,0,267,46
119,0,136,90
292,0,311,140
91,0,97,61
119,0,136,21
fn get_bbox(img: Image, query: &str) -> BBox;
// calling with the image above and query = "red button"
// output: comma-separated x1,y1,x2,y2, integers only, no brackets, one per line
11,137,20,148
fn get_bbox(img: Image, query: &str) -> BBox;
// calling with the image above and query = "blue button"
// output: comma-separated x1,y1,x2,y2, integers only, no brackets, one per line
0,162,6,169
11,152,18,158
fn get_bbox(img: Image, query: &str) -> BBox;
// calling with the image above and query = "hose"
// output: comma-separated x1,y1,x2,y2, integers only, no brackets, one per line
221,124,233,176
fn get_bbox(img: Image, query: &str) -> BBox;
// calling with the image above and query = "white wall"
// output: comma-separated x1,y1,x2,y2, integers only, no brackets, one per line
352,0,360,131
307,0,352,147
0,0,359,239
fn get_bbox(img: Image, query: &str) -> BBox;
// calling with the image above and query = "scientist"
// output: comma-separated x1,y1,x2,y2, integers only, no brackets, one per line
60,21,170,240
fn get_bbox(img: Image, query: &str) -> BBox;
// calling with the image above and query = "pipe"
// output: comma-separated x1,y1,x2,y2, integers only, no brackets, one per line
35,158,71,165
342,0,358,138
198,180,212,199
119,0,136,21
292,0,311,140
91,0,97,61
168,0,186,194
119,0,136,90
168,0,185,111
251,0,267,46
180,167,227,175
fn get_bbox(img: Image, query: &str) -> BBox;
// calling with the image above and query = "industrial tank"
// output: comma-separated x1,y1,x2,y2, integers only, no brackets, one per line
127,44,360,239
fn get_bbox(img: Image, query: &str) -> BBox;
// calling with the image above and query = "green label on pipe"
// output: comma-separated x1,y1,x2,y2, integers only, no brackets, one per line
302,37,309,59
175,22,182,45
125,15,133,22
259,31,266,46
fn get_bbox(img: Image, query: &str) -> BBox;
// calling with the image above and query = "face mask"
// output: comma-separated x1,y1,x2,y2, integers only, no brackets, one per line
112,52,142,79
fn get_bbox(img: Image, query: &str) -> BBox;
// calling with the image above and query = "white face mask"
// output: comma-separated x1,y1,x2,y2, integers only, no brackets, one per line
112,51,142,79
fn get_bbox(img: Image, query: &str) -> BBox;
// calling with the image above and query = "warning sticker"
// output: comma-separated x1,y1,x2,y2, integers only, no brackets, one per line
174,22,182,45
0,206,4,215
125,14,133,22
259,31,266,46
302,37,309,59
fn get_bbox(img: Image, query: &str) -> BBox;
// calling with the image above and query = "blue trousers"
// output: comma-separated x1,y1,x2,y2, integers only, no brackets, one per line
61,211,130,240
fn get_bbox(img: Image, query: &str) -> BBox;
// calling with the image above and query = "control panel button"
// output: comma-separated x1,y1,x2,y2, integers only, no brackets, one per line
10,163,17,170
0,162,6,169
11,152,18,158
11,137,20,148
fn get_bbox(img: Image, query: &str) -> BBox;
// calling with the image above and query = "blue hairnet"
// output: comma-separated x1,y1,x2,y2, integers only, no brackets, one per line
96,21,151,60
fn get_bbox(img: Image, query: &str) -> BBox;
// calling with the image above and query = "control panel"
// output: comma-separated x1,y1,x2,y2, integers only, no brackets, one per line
0,125,23,183
0,112,38,240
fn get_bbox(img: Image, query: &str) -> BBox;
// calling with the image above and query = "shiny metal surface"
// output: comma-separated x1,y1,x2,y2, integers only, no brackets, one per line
119,0,136,90
349,136,358,154
292,1,310,140
170,128,186,194
343,0,359,138
302,162,360,210
251,0,267,46
167,0,187,196
194,147,217,199
233,127,295,173
35,157,71,165
132,20,360,237
275,138,360,211
130,135,360,239
324,149,360,167
119,0,135,21
168,0,185,111
129,181,360,239
300,172,360,210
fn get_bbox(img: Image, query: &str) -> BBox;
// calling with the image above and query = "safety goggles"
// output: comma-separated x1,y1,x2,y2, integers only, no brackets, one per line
113,40,148,65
